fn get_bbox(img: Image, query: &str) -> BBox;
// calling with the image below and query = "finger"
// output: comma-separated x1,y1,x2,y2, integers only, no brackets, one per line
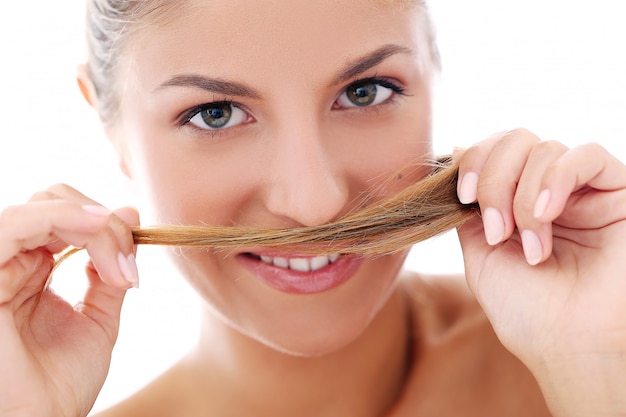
0,201,111,264
76,261,128,345
75,207,140,345
112,206,140,231
512,140,569,265
107,206,140,288
0,201,137,290
29,183,100,205
474,129,540,245
57,206,139,289
0,250,52,306
456,215,522,305
457,130,509,204
534,143,626,225
30,186,139,287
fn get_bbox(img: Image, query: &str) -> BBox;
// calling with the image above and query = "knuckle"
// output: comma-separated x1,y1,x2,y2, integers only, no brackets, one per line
47,183,76,196
504,127,536,139
0,204,23,228
458,143,487,173
500,128,540,146
476,176,504,199
513,193,535,216
28,190,58,202
578,142,606,155
531,140,569,157
0,251,52,304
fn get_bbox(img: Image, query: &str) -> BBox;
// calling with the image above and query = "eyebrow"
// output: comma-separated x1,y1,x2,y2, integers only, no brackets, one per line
155,44,413,97
156,75,262,99
332,44,414,85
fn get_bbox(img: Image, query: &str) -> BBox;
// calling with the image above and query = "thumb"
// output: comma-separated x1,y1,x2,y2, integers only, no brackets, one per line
456,216,491,294
78,206,140,345
113,206,140,229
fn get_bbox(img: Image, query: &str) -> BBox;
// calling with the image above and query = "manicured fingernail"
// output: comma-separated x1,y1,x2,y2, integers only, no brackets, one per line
534,189,551,219
82,205,112,217
521,230,543,266
483,207,505,245
458,172,479,204
117,252,139,288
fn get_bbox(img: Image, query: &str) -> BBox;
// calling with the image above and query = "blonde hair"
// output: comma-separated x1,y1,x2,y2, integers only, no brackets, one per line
86,0,184,123
131,157,475,256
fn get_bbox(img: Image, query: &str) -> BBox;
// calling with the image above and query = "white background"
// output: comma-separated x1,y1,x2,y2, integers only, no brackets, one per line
1,1,624,413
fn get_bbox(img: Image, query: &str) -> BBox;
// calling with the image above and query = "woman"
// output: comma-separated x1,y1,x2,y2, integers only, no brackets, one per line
1,0,625,416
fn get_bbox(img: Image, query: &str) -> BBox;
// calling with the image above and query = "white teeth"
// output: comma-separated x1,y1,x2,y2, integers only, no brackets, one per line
273,257,289,268
256,254,340,272
289,258,311,272
309,255,329,271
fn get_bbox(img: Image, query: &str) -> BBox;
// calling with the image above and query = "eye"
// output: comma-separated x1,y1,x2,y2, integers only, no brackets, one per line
187,102,248,130
335,79,401,109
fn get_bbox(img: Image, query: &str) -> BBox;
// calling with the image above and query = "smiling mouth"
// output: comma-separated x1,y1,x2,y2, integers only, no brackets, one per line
245,253,341,272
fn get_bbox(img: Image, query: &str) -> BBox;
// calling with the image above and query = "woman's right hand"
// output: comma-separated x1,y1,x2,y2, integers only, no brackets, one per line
0,184,139,417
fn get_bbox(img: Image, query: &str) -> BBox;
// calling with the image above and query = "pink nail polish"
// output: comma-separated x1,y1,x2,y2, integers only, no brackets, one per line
117,252,139,288
483,207,505,246
521,230,543,266
534,189,551,219
458,172,479,204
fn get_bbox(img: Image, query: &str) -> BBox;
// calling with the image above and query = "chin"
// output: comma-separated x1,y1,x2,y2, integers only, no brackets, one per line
178,248,408,358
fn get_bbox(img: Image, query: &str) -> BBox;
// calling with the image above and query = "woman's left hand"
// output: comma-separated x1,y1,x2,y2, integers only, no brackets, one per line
456,129,626,417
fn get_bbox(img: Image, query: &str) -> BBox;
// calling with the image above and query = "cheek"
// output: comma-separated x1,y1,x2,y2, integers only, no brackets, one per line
125,83,432,227
130,132,262,226
333,98,433,194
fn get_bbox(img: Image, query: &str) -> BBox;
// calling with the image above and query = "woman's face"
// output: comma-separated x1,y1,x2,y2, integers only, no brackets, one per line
111,0,433,355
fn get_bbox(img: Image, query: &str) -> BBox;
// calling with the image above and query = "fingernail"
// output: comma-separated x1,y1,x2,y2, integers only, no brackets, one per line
521,230,543,266
458,172,479,204
82,205,112,217
534,189,551,219
483,207,505,245
117,252,139,288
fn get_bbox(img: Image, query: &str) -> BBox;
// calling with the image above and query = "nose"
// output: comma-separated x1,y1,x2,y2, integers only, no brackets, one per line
263,123,349,227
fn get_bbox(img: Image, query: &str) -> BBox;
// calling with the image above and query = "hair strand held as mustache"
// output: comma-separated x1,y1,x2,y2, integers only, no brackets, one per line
44,156,477,294
130,155,479,257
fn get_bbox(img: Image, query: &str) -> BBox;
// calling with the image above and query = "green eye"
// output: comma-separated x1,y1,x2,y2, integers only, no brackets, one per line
200,103,232,128
347,82,378,106
336,79,397,109
188,102,247,130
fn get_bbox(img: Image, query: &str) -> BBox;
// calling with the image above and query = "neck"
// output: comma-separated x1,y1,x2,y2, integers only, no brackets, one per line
187,288,413,417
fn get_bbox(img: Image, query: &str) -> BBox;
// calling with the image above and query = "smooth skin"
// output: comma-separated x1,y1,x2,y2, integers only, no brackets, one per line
1,0,626,416
457,129,626,415
0,188,139,417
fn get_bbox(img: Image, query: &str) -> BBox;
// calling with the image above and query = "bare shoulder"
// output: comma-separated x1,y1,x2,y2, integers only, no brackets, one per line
90,358,193,417
395,271,552,416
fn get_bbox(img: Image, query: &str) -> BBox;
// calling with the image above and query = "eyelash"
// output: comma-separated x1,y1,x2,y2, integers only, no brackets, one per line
177,76,407,136
179,100,243,125
336,76,407,110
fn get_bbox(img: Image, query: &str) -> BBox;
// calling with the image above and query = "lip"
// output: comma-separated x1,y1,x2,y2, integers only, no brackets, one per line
236,251,364,294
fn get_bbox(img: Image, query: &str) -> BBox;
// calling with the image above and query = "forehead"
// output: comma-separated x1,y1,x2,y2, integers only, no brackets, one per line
127,0,424,91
